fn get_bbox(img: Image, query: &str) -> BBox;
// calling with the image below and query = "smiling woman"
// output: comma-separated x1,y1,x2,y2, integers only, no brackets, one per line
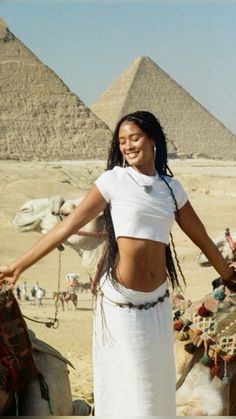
1,111,236,416
118,121,156,175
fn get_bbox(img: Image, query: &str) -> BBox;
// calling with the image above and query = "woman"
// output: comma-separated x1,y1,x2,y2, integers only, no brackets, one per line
0,111,236,416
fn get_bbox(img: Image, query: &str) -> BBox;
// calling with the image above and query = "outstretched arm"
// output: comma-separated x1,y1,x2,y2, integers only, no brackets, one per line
0,186,107,288
176,201,235,282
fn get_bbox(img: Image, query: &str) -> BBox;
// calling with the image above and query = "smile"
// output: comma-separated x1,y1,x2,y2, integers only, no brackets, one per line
126,152,139,158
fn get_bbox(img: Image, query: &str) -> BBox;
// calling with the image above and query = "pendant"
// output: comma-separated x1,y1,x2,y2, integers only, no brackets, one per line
143,185,152,193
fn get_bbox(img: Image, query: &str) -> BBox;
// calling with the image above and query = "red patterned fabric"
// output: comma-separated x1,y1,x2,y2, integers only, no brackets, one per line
0,290,38,392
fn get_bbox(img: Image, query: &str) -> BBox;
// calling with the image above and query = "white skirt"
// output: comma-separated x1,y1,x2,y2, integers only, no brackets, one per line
93,274,176,416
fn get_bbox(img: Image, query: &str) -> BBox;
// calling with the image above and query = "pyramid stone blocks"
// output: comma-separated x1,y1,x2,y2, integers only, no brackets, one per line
0,18,112,161
92,56,236,160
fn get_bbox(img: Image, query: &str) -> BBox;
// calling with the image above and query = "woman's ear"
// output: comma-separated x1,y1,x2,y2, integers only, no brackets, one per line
150,138,155,147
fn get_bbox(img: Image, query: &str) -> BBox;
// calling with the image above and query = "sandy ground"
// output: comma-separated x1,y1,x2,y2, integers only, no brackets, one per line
1,158,236,404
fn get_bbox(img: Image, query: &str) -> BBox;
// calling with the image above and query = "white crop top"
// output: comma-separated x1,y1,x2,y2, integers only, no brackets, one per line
95,166,188,244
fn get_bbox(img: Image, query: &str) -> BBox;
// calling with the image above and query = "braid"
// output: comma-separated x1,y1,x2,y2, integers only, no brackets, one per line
169,232,186,289
160,175,186,290
103,111,186,290
103,205,117,278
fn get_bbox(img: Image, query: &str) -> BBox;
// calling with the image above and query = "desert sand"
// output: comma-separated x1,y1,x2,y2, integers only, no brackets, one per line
1,158,236,404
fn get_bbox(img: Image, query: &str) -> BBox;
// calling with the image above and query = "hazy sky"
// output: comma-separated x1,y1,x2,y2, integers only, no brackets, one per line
1,0,236,134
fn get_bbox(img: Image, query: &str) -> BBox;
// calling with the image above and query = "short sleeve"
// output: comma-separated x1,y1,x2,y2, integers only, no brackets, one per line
94,170,113,203
170,178,188,210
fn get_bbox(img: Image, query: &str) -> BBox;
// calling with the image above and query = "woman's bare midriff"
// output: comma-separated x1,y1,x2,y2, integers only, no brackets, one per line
115,237,167,292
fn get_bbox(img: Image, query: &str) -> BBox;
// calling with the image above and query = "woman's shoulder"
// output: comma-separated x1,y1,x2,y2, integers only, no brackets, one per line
160,175,187,197
101,165,123,178
96,166,123,183
161,175,188,208
161,174,184,189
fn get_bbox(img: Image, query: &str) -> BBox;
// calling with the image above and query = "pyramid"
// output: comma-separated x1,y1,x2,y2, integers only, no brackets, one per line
0,18,112,161
91,56,236,159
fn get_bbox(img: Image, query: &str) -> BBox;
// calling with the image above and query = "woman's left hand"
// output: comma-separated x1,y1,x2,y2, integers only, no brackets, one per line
222,268,236,292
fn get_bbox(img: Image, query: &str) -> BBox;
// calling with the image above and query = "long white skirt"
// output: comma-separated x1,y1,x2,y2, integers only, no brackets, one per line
93,274,176,416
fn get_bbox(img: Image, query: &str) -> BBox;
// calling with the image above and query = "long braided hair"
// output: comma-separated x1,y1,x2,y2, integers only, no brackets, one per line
104,110,186,290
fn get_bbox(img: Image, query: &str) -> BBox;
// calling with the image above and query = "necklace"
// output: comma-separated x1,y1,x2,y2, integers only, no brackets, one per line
143,184,153,193
125,167,157,194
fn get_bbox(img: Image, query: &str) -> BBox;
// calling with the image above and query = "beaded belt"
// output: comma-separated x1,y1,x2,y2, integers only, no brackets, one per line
98,288,170,310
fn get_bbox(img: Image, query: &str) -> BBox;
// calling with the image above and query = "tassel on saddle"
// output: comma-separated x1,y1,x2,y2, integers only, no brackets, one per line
90,243,108,294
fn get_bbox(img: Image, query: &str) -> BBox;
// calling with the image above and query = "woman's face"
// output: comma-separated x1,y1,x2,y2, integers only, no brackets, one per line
118,121,155,173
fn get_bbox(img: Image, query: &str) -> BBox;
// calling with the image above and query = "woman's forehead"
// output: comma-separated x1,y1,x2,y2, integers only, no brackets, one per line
119,121,143,135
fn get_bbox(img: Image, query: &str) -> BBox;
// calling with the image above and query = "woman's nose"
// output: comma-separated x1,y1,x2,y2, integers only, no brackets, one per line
125,139,134,150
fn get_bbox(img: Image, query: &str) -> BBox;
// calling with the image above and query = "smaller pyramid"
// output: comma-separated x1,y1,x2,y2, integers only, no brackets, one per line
91,56,236,159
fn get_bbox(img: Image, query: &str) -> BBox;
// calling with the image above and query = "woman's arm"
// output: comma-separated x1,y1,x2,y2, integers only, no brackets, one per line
176,201,235,282
0,186,107,288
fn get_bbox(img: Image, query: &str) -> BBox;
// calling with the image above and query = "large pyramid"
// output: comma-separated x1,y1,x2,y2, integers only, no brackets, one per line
0,18,112,161
91,56,236,159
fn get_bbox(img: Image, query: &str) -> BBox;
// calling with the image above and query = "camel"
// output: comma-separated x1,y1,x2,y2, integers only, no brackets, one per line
173,285,236,416
198,230,236,266
19,331,74,416
0,324,91,416
12,195,107,280
174,338,232,416
53,291,78,310
78,281,91,293
13,196,236,416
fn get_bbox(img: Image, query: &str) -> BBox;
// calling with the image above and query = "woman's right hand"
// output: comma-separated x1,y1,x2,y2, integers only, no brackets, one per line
0,265,19,291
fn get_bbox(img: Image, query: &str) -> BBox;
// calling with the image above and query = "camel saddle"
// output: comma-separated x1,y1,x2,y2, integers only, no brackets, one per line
182,288,236,360
28,329,74,369
0,290,38,393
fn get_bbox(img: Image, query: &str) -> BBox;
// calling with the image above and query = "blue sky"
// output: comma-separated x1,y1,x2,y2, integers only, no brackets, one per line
1,0,236,134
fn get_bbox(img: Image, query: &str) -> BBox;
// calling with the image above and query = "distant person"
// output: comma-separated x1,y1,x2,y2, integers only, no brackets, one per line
31,281,40,302
1,111,236,415
16,285,21,302
31,286,36,299
65,273,80,289
65,272,80,299
35,287,45,307
22,280,29,301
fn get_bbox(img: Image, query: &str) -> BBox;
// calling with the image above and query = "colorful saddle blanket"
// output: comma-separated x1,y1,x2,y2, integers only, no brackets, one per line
0,290,38,392
179,289,236,360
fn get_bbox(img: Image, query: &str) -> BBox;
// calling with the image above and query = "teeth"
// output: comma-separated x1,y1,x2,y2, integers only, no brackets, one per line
127,153,137,158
